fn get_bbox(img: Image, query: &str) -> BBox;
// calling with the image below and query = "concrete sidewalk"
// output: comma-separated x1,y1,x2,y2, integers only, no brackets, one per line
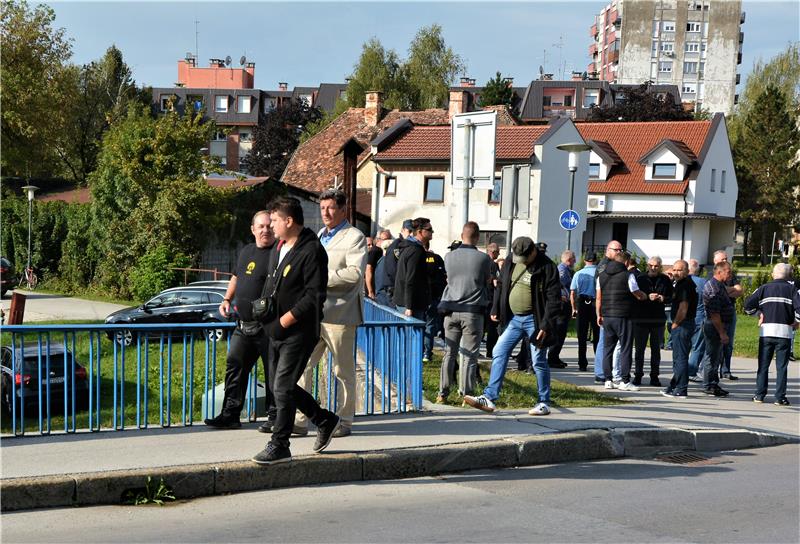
1,340,798,510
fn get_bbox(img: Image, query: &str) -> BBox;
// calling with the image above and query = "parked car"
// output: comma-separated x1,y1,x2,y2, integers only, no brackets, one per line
104,285,234,345
1,343,90,414
1,257,15,297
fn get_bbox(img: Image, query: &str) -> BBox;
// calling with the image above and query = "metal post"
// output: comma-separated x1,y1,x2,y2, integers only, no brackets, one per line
26,197,32,277
770,231,777,266
567,169,576,252
506,166,519,255
462,120,472,226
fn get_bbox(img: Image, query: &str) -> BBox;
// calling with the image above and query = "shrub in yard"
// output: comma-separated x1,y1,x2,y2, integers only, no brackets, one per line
130,245,190,301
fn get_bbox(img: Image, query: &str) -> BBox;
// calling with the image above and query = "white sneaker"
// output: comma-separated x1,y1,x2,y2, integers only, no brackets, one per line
617,381,640,392
604,380,615,389
528,402,551,416
463,394,496,413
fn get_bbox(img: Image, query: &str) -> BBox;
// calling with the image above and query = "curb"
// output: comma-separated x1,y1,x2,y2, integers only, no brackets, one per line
2,427,796,511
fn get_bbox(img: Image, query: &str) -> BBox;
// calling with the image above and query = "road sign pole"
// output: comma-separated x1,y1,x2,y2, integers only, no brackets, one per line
567,169,576,252
506,166,519,255
462,120,472,226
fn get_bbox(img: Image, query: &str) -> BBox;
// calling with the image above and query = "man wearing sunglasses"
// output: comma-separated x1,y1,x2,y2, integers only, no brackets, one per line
394,218,434,321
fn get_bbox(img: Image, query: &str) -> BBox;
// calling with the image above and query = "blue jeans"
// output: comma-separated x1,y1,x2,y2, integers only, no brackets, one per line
688,318,706,377
483,314,550,404
667,321,693,395
755,336,791,401
423,300,442,360
594,326,621,381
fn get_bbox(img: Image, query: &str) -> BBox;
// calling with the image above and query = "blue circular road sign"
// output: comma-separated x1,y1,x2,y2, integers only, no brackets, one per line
559,210,580,231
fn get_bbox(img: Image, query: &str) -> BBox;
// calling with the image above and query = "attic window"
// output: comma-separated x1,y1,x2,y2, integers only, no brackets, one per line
653,163,677,178
589,163,601,178
384,176,396,196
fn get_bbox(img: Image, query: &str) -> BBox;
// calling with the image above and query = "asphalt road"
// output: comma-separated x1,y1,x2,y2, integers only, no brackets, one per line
2,444,798,543
0,290,128,322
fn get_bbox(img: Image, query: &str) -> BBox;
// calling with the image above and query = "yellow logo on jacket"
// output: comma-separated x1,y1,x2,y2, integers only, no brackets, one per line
283,264,291,277
245,262,256,275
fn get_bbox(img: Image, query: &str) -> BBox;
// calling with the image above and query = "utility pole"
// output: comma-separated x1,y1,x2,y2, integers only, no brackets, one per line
462,119,473,226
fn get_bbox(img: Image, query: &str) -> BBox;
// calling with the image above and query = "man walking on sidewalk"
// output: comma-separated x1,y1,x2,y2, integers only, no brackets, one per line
662,260,697,398
701,261,735,398
294,189,366,439
436,222,492,403
744,262,800,406
251,197,341,465
463,237,560,416
571,252,599,371
205,210,277,430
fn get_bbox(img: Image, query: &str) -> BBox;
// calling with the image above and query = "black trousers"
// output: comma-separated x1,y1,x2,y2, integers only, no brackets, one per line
547,317,570,363
576,296,599,368
602,316,633,382
633,321,664,379
221,328,276,419
485,312,499,358
269,333,336,449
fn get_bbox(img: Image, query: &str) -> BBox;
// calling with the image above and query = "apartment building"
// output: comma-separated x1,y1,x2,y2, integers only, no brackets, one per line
589,0,744,114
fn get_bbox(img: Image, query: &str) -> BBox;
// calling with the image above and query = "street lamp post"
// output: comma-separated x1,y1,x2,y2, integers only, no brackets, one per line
555,143,592,253
21,184,38,286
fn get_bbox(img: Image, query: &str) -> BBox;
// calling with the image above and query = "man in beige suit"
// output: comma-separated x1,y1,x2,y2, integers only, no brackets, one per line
295,189,366,437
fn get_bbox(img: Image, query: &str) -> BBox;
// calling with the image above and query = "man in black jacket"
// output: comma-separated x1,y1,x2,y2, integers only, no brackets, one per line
375,219,413,307
463,237,561,416
251,197,340,465
204,210,277,430
632,256,673,387
393,217,433,320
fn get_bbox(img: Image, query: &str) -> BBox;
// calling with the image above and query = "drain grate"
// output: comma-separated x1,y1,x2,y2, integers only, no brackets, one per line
655,452,718,465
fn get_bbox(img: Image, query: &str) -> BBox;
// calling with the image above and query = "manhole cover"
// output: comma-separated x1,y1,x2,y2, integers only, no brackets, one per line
655,452,721,466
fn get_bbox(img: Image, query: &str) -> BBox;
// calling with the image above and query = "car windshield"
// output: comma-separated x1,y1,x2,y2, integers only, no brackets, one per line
12,353,75,374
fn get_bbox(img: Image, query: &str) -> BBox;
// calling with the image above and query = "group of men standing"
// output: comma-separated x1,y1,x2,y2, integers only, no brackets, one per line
205,190,366,465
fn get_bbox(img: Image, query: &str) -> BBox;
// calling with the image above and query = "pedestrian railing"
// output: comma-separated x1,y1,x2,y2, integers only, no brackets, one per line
0,301,423,437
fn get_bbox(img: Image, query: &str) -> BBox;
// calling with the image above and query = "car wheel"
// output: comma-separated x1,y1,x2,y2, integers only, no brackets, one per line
114,329,134,346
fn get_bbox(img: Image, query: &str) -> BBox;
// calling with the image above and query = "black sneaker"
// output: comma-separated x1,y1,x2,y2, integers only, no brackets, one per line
251,442,292,465
632,377,642,386
752,396,764,403
649,378,662,388
722,373,739,381
257,418,276,433
594,377,605,383
713,386,730,397
204,414,242,429
313,415,341,453
775,398,791,406
548,359,567,369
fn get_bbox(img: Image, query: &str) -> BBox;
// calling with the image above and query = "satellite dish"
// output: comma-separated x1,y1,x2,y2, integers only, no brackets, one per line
240,55,247,66
225,55,232,66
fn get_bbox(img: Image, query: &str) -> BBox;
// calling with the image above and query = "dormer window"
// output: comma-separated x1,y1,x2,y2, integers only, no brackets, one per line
589,163,601,178
652,163,677,178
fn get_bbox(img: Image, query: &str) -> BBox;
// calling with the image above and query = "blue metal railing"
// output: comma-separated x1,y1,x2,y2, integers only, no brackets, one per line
0,301,423,436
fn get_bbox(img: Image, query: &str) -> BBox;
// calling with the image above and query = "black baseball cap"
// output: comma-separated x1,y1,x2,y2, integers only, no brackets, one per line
511,237,536,264
583,251,597,263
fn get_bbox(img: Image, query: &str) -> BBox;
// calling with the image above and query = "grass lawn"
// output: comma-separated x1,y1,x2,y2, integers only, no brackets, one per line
422,355,625,409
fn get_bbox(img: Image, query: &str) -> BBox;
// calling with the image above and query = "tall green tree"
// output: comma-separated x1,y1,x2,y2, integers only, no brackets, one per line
344,38,408,110
89,104,224,297
1,0,73,178
480,72,514,107
735,85,800,264
588,82,692,122
405,24,465,110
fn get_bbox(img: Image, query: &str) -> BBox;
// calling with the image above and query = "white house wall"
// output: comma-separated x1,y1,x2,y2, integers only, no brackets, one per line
687,121,738,217
604,194,685,213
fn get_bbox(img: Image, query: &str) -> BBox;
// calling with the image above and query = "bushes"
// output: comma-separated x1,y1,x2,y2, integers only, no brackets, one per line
130,245,190,301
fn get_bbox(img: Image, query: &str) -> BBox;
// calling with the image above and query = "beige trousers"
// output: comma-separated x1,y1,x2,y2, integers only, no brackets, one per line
295,322,357,430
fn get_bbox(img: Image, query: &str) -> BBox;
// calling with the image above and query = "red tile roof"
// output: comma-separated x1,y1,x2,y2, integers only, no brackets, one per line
281,108,450,195
578,120,712,195
373,125,550,161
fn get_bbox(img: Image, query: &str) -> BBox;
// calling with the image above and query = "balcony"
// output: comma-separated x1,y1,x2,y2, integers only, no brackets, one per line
739,31,744,43
590,23,598,37
589,43,598,56
737,52,742,64
740,11,746,24
736,73,741,84
607,49,619,63
543,106,576,119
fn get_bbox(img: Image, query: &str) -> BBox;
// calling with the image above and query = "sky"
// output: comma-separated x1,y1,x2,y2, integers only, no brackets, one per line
46,1,800,91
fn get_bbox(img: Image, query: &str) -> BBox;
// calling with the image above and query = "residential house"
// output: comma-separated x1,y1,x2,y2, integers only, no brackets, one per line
578,113,737,263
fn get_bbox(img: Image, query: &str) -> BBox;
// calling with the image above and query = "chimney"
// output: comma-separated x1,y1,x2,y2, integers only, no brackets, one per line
449,89,469,118
364,91,383,126
278,82,288,91
503,77,514,88
571,71,583,81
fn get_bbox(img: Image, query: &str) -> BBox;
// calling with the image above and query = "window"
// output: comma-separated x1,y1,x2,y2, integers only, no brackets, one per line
652,21,660,37
237,95,251,114
583,89,600,108
215,95,228,113
710,168,716,191
686,21,702,32
653,163,677,178
160,95,174,112
213,130,227,142
478,231,506,249
489,177,501,204
206,292,224,304
188,95,203,112
299,94,312,106
564,95,573,107
424,177,445,203
662,21,675,32
543,95,552,107
684,61,698,74
384,176,396,196
682,83,697,94
652,41,659,57
659,61,673,73
589,163,601,178
685,42,700,53
264,97,277,113
653,223,670,240
180,291,206,305
660,41,674,53
614,91,627,104
720,170,726,193
239,130,252,142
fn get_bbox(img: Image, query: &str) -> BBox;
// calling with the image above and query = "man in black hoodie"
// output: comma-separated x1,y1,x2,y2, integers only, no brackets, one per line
393,217,433,320
251,197,340,465
463,237,561,416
